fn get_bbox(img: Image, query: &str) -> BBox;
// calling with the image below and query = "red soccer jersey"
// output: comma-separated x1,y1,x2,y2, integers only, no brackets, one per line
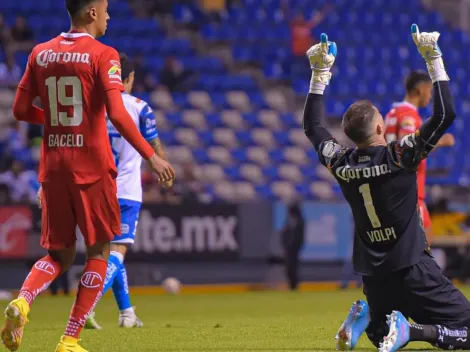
18,32,124,184
385,102,426,200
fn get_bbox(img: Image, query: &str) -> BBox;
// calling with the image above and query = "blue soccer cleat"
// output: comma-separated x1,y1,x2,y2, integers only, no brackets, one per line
379,311,410,352
335,300,370,350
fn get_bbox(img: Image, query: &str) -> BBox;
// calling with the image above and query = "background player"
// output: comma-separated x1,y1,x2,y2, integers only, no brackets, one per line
84,53,172,330
384,70,455,245
1,0,175,351
303,27,470,352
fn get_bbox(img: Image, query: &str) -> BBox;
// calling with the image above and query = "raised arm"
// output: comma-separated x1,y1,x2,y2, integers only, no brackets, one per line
413,24,456,149
399,24,457,169
303,34,345,167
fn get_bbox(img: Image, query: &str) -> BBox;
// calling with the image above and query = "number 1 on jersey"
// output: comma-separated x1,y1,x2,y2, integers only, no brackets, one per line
45,76,83,127
359,183,382,228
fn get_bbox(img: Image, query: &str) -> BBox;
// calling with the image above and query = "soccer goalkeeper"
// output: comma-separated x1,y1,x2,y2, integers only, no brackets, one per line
302,25,470,352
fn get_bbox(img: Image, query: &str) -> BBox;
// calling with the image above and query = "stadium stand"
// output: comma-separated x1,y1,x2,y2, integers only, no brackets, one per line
0,0,468,203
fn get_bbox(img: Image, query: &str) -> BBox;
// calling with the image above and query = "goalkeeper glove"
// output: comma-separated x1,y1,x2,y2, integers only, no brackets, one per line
411,23,449,82
306,33,337,94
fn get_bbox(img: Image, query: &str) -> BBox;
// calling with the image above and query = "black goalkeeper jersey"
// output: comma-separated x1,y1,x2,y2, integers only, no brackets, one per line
304,81,456,276
317,138,429,275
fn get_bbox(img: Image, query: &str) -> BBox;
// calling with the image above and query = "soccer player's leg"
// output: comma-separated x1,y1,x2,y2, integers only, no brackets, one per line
1,181,77,352
361,274,406,349
380,253,470,351
56,174,120,352
336,275,397,350
85,199,143,329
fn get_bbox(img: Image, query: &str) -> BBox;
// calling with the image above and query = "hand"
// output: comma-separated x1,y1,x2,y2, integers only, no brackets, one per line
306,33,337,85
146,154,176,184
437,133,455,147
36,185,42,209
162,179,174,189
411,23,448,82
411,24,442,61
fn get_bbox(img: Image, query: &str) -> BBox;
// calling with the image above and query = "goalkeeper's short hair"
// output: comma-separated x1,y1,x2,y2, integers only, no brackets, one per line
405,70,431,94
342,100,377,144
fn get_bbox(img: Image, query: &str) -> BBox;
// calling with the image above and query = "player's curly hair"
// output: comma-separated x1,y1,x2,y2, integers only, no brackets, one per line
342,100,377,144
65,0,98,18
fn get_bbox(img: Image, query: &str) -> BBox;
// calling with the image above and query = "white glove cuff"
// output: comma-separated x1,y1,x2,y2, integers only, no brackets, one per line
309,71,330,94
309,82,326,95
426,57,449,83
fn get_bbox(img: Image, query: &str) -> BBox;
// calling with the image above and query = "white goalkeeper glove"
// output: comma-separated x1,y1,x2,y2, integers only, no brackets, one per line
411,23,449,82
306,33,337,94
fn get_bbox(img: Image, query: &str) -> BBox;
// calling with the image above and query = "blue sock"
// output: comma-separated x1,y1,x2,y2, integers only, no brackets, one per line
103,251,123,295
112,262,132,311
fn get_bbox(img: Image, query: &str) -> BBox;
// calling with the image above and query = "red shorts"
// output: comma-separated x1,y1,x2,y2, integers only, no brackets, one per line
418,200,432,229
40,173,121,250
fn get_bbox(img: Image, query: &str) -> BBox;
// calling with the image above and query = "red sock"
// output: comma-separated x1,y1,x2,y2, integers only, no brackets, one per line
65,258,107,339
19,255,62,305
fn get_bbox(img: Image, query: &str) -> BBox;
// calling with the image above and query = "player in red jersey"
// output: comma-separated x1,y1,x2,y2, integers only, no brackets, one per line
384,70,454,246
0,1,175,351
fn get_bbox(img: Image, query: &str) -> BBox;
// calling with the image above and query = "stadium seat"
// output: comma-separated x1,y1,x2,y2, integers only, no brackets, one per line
188,91,214,113
226,91,252,113
233,182,257,201
310,181,335,200
288,129,310,148
221,110,246,130
271,181,297,201
208,146,232,165
174,128,199,148
214,181,236,201
246,147,270,165
264,90,288,113
258,110,282,131
240,164,264,184
283,147,308,165
213,128,238,148
150,90,176,112
182,110,207,129
251,128,275,149
200,164,226,183
278,164,303,183
166,146,193,164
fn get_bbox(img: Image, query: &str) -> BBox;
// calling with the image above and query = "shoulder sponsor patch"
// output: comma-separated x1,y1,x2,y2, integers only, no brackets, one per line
107,60,122,83
401,116,417,128
322,140,340,158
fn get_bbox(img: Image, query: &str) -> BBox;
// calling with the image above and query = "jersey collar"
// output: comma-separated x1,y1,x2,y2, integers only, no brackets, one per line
392,101,418,111
60,32,94,39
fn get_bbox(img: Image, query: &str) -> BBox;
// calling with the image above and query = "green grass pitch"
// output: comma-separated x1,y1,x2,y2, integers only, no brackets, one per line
4,287,464,352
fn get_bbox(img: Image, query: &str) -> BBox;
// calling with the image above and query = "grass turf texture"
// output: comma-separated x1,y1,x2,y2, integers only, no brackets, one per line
2,287,461,352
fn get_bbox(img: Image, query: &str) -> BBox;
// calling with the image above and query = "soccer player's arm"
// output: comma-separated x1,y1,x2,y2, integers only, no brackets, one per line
303,33,344,169
398,81,456,169
139,104,167,161
12,52,45,124
397,24,457,169
97,48,155,160
139,104,172,188
303,93,344,169
398,112,454,150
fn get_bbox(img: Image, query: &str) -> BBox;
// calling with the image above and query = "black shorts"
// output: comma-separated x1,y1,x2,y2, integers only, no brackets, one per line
363,252,470,346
